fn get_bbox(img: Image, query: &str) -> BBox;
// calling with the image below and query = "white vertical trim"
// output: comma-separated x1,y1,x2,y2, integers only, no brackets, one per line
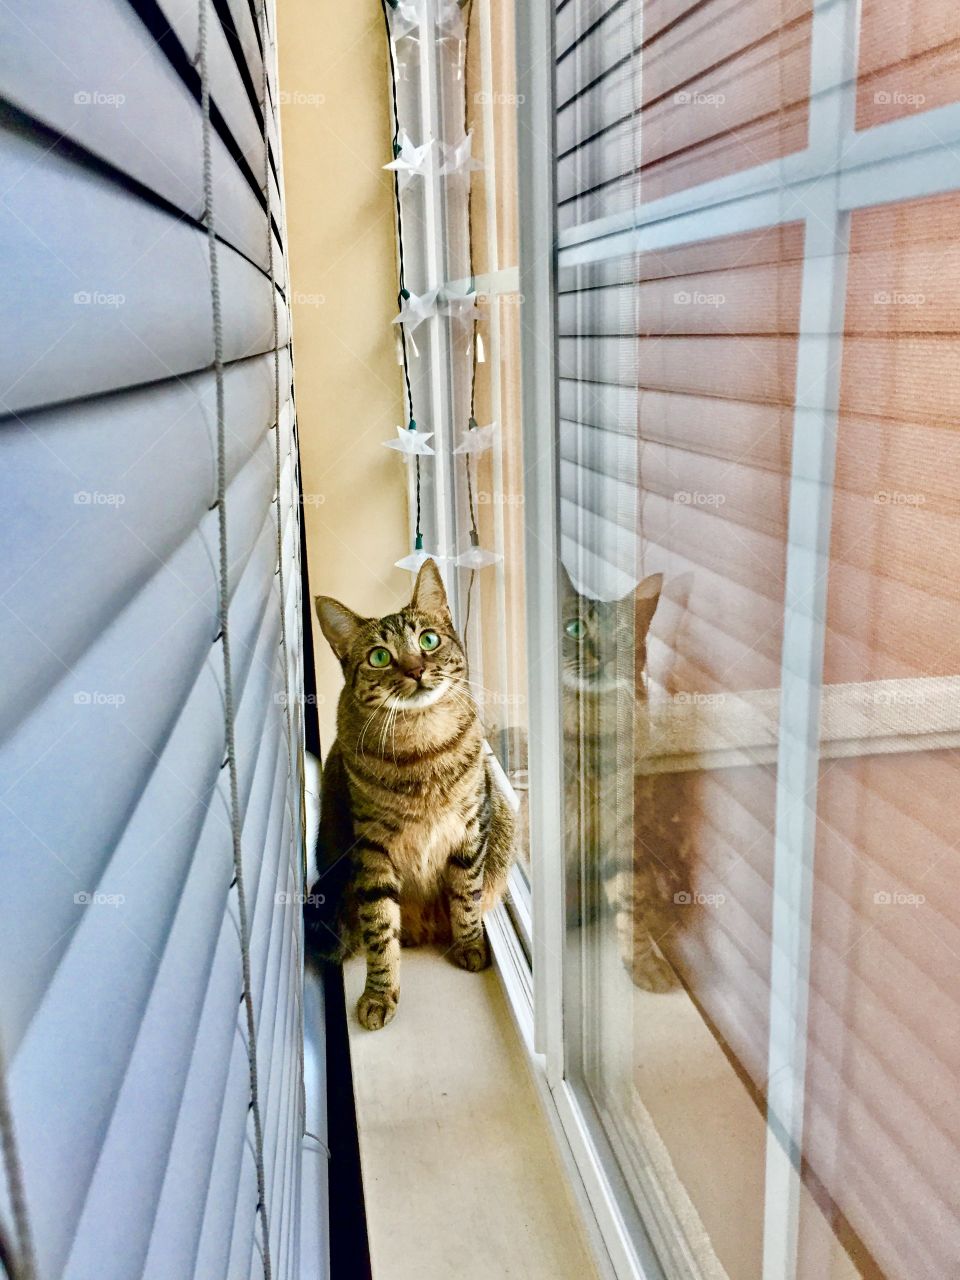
514,0,565,1084
419,0,458,609
299,970,329,1280
476,0,511,726
761,2,860,1276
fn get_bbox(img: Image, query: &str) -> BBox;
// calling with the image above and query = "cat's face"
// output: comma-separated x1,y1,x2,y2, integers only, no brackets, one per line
315,559,468,714
560,568,662,689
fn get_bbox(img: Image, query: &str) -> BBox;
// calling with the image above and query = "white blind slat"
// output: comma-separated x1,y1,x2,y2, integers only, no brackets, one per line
0,123,288,415
0,0,274,270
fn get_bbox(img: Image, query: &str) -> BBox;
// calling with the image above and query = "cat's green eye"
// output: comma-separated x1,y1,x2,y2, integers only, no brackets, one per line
368,646,392,668
418,629,441,652
565,619,586,639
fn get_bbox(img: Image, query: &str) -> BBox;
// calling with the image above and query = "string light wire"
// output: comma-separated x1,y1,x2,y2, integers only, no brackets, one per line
460,0,479,651
381,0,423,545
198,3,272,1274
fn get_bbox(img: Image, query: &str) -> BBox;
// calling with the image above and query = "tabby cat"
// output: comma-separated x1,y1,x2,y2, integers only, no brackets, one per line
561,566,687,993
304,559,515,1030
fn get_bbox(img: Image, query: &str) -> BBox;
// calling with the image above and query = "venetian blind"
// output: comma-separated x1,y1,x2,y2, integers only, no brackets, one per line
0,2,309,1277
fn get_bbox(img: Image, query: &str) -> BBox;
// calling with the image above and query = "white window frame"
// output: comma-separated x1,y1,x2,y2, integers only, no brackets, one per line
508,1,960,1279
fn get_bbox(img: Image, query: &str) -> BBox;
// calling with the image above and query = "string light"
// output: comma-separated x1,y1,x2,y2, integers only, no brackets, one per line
384,0,420,42
383,420,436,457
380,0,439,569
452,0,498,580
439,131,484,177
383,130,434,186
454,419,497,455
381,0,496,583
393,286,440,330
438,290,482,323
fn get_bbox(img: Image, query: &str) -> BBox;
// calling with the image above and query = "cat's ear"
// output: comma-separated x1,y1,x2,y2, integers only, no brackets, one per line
558,559,578,604
634,572,663,638
411,558,450,617
315,596,364,660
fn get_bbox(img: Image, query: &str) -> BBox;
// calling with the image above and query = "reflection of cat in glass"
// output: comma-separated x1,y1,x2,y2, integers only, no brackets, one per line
560,566,688,993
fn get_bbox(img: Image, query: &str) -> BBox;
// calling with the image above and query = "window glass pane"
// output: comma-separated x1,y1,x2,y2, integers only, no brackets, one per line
444,0,529,889
637,0,812,204
557,0,814,232
857,0,960,129
460,296,531,884
552,2,960,1277
559,227,810,1277
800,192,960,1279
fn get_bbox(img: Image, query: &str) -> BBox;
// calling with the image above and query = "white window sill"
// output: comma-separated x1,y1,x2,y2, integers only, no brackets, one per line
343,944,600,1280
642,674,960,773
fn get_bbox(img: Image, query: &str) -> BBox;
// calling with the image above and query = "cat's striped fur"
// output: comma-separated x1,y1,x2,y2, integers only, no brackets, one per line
560,567,686,993
305,560,515,1030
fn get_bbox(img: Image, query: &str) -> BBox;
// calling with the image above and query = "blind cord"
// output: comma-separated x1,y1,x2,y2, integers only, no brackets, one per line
381,0,422,544
257,0,308,1161
0,1036,35,1280
258,7,296,852
198,3,272,1276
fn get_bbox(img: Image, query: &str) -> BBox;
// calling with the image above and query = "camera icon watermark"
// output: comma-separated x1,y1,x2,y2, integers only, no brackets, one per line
674,90,725,107
278,90,326,107
74,890,126,907
874,490,925,507
74,90,126,108
73,691,126,708
475,291,525,306
275,891,326,906
674,290,725,307
673,490,726,507
477,491,524,506
474,90,525,106
873,290,925,307
873,90,925,108
73,290,126,308
74,490,126,506
486,691,526,707
673,691,726,706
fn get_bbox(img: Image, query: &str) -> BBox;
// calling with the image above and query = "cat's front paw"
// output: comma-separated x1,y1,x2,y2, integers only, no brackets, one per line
628,947,679,994
450,934,490,973
357,988,398,1030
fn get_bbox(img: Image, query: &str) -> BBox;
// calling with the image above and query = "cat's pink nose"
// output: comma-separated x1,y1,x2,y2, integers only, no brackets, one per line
398,656,425,681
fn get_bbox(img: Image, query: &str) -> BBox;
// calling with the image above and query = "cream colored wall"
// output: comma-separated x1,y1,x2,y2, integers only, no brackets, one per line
277,0,409,751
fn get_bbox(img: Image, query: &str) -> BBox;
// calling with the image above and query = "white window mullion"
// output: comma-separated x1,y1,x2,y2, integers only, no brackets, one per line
421,4,458,596
761,1,861,1277
515,0,565,1083
475,0,513,757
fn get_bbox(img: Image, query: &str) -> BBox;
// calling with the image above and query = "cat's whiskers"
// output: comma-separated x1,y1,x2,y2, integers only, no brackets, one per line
462,676,498,699
356,704,386,759
390,700,408,763
382,678,450,712
441,686,480,728
377,699,398,760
